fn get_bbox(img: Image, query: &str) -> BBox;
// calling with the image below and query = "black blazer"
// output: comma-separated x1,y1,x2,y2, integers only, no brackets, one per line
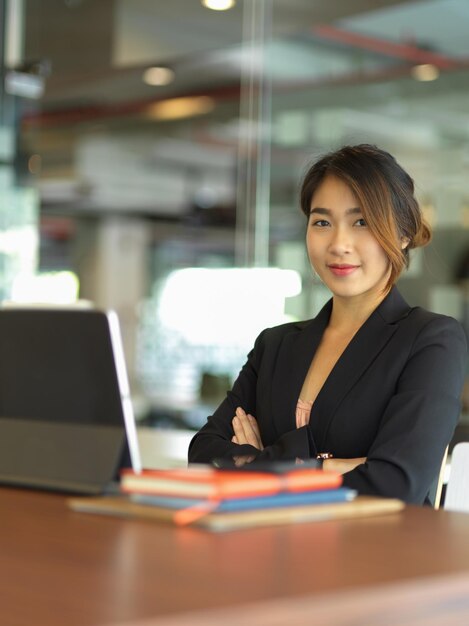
188,288,468,504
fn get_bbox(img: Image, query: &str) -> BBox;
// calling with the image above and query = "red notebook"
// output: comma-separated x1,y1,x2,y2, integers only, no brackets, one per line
120,465,342,500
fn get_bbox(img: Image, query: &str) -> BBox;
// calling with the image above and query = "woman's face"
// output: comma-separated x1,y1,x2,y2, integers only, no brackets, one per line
306,175,390,302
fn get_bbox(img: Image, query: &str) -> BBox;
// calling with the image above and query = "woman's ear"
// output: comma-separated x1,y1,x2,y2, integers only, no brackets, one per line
401,237,410,250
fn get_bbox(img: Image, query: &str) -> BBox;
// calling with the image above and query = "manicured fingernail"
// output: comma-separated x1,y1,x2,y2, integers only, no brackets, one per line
233,417,239,425
236,407,244,415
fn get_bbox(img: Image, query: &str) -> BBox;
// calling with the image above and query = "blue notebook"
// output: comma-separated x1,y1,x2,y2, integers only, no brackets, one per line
130,487,356,512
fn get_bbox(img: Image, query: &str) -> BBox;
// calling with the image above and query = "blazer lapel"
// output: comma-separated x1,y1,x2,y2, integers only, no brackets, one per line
312,287,412,450
271,300,332,438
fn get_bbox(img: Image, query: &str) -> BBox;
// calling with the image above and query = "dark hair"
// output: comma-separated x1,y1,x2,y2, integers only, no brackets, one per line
300,144,431,291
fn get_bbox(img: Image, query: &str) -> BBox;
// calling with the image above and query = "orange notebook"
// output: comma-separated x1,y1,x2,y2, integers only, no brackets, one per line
120,465,342,500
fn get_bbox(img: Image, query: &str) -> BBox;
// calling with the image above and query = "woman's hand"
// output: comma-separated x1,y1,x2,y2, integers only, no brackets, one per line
232,407,263,449
231,407,264,466
323,457,366,474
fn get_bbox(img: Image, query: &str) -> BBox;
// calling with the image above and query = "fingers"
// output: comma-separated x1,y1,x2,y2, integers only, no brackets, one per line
232,407,264,450
233,408,258,447
233,455,255,467
247,413,262,443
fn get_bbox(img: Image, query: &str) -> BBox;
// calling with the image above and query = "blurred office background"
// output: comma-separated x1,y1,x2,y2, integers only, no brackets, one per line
1,0,468,464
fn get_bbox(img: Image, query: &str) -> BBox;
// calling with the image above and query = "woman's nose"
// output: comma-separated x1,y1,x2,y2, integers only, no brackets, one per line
328,227,353,255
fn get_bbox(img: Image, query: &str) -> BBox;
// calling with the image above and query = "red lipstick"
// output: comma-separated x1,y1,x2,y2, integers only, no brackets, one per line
328,264,359,277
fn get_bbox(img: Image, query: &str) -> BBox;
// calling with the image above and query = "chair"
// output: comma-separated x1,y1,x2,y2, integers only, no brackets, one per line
444,442,469,513
433,445,449,510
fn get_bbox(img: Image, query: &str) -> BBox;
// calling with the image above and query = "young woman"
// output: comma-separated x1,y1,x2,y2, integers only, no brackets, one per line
188,144,468,505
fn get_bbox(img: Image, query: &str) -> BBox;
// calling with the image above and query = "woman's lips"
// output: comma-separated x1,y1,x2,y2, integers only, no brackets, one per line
328,264,359,276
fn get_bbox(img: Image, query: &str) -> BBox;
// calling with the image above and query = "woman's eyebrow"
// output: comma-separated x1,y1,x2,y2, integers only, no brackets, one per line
309,207,362,215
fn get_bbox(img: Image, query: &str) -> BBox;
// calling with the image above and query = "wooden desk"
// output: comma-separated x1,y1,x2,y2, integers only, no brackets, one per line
2,487,469,626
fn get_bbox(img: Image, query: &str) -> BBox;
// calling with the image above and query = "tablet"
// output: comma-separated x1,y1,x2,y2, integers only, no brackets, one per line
0,306,142,494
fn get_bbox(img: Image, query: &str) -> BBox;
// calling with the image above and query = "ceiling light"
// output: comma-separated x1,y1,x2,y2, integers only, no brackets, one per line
411,64,440,82
201,0,236,11
5,70,45,98
146,96,215,121
143,67,175,86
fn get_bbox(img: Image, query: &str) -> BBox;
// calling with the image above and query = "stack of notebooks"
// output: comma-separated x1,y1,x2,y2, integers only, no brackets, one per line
68,463,404,532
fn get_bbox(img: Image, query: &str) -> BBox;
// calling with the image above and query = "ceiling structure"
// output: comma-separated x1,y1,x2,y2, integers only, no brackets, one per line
23,0,412,108
15,0,469,226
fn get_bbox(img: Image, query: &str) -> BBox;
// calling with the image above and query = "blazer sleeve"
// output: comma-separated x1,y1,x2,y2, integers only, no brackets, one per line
342,315,468,504
188,329,314,464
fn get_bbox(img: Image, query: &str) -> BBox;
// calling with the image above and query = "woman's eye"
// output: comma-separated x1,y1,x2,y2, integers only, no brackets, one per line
355,218,367,227
311,219,330,227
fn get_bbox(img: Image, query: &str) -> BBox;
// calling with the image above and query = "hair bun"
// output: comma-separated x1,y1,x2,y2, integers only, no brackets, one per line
410,221,432,249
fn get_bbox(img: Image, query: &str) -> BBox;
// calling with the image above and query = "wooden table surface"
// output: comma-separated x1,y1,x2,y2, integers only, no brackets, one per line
2,486,469,626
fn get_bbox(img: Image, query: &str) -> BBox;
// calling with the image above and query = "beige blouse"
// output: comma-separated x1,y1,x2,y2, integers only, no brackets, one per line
296,398,313,428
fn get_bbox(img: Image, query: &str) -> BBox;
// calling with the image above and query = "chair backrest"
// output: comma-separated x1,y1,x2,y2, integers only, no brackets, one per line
433,445,449,510
444,442,469,513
